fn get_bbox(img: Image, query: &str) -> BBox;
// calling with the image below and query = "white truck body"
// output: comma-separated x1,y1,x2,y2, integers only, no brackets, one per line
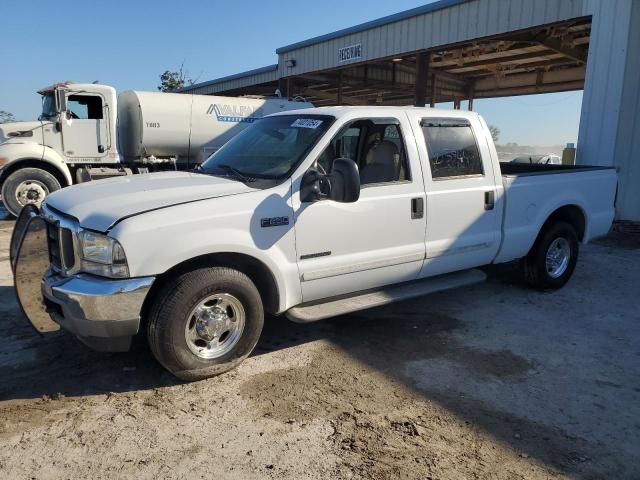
12,106,617,380
0,82,312,216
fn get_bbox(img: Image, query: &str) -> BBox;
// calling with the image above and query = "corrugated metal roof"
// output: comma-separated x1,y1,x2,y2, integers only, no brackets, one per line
275,0,470,54
278,0,586,77
177,64,278,93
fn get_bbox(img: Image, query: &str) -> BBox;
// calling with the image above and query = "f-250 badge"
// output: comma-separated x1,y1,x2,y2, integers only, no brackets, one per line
261,216,289,228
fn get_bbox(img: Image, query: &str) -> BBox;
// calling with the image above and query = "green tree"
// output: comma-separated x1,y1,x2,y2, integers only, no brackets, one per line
158,63,194,92
0,110,16,123
489,125,500,143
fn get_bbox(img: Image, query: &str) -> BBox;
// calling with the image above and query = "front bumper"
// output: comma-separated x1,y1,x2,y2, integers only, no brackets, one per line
42,269,155,351
11,204,156,352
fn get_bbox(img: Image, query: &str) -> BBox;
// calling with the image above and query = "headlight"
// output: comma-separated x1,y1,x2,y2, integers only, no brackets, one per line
78,230,129,278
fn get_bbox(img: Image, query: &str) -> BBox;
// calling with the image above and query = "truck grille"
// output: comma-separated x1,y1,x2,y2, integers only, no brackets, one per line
46,222,75,271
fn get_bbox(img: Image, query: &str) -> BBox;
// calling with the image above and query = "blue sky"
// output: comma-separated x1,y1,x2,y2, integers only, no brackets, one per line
3,0,582,145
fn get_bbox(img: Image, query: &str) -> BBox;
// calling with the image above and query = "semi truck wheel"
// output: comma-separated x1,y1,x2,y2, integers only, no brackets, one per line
1,168,61,217
524,221,579,290
147,267,264,381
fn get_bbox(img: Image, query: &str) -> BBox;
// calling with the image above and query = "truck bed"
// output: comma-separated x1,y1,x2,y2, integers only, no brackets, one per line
500,162,615,176
494,163,617,265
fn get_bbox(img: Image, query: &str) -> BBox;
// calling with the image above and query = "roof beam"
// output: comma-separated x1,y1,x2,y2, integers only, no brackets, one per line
535,35,587,64
444,50,562,73
474,81,584,98
473,66,585,90
502,32,588,64
302,87,368,105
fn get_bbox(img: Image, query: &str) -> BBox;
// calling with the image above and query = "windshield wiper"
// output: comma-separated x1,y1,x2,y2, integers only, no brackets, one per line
216,164,256,183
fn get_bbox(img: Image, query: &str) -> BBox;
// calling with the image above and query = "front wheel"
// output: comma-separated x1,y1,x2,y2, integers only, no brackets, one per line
147,267,264,381
524,221,579,290
1,168,61,217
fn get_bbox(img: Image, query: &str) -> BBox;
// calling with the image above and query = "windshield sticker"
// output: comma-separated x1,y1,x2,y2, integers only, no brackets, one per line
291,119,323,129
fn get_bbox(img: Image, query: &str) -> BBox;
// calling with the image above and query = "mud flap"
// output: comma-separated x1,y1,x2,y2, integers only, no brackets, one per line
9,204,39,274
13,210,61,334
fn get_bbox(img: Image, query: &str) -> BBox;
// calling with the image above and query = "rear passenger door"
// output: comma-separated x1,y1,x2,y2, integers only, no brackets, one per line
409,114,502,277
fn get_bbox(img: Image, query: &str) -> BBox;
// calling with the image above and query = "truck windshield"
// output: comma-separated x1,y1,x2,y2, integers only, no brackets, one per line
40,94,57,120
201,114,334,180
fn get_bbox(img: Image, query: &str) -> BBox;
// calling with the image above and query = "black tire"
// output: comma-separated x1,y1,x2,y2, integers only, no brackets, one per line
524,221,579,290
147,267,264,381
1,168,61,217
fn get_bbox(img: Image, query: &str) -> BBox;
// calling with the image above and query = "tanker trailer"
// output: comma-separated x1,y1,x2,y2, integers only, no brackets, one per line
0,82,312,216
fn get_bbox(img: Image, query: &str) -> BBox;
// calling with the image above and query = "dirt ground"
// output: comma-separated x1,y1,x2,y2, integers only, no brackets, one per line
1,205,639,479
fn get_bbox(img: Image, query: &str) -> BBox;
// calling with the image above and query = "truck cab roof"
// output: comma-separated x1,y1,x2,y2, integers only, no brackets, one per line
37,82,117,97
270,105,482,120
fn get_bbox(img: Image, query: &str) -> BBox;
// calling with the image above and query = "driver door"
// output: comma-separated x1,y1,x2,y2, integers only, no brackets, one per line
61,93,109,160
293,114,427,303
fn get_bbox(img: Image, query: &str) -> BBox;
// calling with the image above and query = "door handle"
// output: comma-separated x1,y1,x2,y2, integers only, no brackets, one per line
484,190,495,210
411,197,424,219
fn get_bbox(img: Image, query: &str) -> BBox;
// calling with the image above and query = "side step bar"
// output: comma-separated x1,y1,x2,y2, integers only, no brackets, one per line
286,269,486,323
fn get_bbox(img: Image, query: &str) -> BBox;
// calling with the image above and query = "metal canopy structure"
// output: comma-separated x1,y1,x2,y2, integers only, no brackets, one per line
284,18,590,107
182,0,591,108
185,18,590,108
181,0,640,221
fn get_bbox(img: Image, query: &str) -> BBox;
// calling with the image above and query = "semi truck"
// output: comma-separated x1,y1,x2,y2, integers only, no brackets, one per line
12,106,617,381
0,82,312,216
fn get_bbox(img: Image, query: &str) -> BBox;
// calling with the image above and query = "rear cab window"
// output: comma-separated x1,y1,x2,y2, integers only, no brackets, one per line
421,118,484,179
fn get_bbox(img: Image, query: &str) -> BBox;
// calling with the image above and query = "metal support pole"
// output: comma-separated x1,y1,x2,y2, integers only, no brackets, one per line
278,77,289,98
430,73,436,107
414,51,430,107
337,71,343,105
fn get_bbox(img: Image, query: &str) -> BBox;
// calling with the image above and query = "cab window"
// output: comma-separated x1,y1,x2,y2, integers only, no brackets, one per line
315,118,410,185
68,95,103,120
421,118,483,179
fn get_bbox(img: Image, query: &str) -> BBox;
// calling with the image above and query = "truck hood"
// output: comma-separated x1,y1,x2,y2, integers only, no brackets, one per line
45,171,256,232
0,121,44,145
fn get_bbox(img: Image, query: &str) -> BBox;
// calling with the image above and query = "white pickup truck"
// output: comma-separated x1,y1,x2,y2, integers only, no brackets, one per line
11,106,617,380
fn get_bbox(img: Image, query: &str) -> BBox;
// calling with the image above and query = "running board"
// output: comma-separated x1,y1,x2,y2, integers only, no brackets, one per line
286,269,486,323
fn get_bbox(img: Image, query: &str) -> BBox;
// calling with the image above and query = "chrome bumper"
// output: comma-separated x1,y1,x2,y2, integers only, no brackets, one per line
42,269,155,351
11,204,156,352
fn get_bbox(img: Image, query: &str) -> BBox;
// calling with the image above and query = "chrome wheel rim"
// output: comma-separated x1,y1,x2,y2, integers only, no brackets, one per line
185,293,245,359
15,180,49,207
545,237,571,278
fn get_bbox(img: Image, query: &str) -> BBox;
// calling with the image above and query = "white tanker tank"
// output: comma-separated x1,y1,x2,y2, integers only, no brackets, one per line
117,91,313,166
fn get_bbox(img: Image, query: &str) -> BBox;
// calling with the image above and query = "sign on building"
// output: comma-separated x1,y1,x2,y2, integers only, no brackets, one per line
338,43,362,63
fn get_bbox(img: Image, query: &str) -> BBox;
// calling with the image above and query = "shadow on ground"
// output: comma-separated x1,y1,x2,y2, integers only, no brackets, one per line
1,228,639,478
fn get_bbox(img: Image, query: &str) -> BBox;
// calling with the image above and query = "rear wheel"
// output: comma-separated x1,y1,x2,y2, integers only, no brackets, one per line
1,168,61,217
524,221,579,289
147,267,264,381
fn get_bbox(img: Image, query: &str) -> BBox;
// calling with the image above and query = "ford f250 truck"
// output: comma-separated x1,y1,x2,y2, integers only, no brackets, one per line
11,106,617,381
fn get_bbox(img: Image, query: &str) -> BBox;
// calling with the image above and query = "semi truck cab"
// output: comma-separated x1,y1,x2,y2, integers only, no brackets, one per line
40,83,119,162
0,83,119,216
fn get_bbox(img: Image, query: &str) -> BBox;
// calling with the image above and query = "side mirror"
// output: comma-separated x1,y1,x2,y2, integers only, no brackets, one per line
301,158,360,203
329,158,360,203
